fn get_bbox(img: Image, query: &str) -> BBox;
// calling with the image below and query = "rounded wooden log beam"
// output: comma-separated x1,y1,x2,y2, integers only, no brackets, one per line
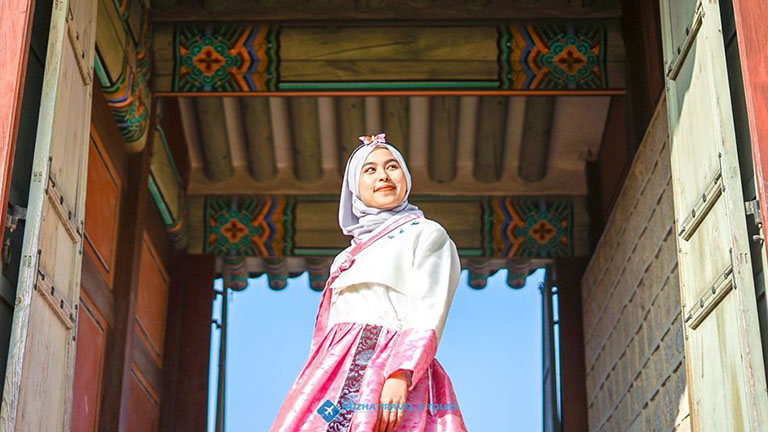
518,97,555,182
194,98,234,182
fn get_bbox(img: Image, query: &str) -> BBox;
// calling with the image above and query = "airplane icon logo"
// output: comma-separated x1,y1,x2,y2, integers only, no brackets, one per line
316,399,340,422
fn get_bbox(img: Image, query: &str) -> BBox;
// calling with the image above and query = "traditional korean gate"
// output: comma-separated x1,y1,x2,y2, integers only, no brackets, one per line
659,0,768,430
0,0,97,430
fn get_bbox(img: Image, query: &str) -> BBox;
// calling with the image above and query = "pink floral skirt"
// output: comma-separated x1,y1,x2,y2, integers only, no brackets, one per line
269,321,468,431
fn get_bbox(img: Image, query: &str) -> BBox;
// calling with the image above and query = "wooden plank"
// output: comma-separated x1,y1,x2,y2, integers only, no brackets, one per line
131,326,163,395
382,97,410,159
81,245,116,326
135,232,170,365
241,98,277,181
150,127,182,221
429,96,458,183
281,27,497,61
659,0,768,429
71,293,108,432
95,0,128,83
553,257,589,432
280,60,498,82
85,133,121,283
152,0,621,21
167,254,216,431
125,365,159,432
518,97,555,182
289,97,322,182
337,97,366,172
194,97,233,182
732,0,768,283
151,26,174,92
98,114,155,431
474,96,507,183
1,0,98,428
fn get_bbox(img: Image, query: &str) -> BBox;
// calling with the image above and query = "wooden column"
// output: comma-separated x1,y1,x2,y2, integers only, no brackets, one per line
99,101,157,431
160,253,216,431
553,257,589,432
732,0,768,260
0,0,35,229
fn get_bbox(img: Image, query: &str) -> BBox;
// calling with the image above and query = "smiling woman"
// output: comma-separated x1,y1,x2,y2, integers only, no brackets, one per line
358,146,407,211
269,134,468,432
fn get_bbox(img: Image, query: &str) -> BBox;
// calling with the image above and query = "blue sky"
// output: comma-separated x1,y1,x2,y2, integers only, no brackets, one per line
208,268,546,431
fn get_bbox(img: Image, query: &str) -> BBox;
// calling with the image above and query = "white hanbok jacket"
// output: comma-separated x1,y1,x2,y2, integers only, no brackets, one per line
327,217,461,348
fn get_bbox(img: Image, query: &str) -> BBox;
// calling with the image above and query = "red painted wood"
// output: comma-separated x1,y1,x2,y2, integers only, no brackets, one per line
125,367,159,432
732,0,768,257
85,130,122,286
0,0,35,232
71,294,108,432
554,258,589,432
161,254,216,432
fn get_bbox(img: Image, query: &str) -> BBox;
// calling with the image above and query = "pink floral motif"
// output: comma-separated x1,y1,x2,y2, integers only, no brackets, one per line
358,133,387,147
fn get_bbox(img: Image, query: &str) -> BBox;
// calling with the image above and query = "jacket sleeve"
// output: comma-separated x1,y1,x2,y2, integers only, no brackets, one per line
382,224,461,391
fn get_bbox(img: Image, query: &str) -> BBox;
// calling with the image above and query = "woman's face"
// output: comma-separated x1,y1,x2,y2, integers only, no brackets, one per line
357,147,407,210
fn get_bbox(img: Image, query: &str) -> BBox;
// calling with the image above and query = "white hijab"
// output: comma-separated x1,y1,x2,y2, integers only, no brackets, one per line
338,133,423,244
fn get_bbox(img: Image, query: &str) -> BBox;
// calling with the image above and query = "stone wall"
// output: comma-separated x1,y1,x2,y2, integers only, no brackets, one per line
581,97,691,432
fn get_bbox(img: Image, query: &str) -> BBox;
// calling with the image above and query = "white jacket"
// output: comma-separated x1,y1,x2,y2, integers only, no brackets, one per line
327,217,461,345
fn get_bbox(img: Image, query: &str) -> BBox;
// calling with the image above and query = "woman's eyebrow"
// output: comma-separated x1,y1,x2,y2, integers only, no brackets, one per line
362,158,398,168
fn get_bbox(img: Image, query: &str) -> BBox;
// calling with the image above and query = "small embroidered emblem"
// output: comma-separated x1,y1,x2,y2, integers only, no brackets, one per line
387,234,395,239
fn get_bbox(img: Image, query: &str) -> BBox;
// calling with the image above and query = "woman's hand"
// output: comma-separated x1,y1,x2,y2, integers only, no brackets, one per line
376,370,411,432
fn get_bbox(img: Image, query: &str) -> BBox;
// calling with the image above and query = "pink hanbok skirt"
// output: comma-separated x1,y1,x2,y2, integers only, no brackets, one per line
269,321,468,431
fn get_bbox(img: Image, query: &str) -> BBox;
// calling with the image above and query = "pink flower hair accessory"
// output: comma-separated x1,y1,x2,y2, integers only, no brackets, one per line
358,133,387,147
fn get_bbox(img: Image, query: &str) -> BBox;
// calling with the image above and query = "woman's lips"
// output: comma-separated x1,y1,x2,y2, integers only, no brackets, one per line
376,186,395,192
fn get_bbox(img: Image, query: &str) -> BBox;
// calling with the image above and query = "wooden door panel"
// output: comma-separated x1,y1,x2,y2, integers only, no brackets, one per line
659,0,768,429
0,0,98,428
135,233,169,365
71,293,107,432
126,366,159,432
84,133,121,283
38,194,79,306
15,294,70,430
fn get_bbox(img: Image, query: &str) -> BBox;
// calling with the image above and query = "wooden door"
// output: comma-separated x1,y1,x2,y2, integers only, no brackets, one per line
659,0,768,430
0,0,98,429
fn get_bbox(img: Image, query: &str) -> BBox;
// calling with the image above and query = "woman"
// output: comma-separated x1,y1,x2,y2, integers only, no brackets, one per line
270,134,467,432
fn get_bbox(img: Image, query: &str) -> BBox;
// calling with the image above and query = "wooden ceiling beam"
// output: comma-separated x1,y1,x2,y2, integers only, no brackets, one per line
408,97,430,187
455,96,479,182
501,97,527,182
269,97,296,180
474,96,508,183
336,97,366,174
317,97,340,178
177,98,204,170
241,97,277,181
518,97,555,182
429,96,459,183
365,97,382,133
289,97,323,183
382,97,410,159
221,97,249,175
194,97,233,182
151,0,621,21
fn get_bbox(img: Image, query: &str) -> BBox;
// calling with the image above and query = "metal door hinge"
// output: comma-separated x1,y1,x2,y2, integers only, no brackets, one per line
3,203,27,266
745,199,763,244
